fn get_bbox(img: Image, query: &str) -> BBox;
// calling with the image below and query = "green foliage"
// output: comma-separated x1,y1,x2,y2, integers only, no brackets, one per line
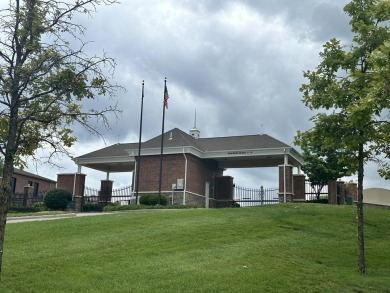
295,0,390,273
8,205,41,213
296,0,390,175
8,202,46,213
31,202,47,212
44,189,72,211
82,203,103,212
306,197,328,204
295,136,351,199
139,194,168,206
0,0,121,167
102,204,191,212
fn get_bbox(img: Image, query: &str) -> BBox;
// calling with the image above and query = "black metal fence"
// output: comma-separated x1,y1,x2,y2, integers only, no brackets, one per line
305,180,328,201
84,185,135,205
10,192,45,207
234,186,279,207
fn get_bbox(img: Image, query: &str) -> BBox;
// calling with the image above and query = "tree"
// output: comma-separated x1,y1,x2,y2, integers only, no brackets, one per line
295,0,390,273
0,0,121,276
297,145,351,201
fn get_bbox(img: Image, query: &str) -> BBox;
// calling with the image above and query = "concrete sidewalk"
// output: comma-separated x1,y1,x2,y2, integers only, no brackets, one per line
7,212,114,223
7,209,186,223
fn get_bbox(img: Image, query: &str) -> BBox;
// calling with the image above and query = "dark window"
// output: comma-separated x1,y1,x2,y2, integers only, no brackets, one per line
11,177,17,194
33,182,39,197
28,181,33,187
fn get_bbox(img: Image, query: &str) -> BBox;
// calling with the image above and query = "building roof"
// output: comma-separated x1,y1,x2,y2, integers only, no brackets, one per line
73,128,303,172
13,168,57,183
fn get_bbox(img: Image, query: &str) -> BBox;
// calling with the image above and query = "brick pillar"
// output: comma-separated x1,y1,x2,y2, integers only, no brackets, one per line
337,181,345,205
23,186,33,207
328,180,337,205
99,180,113,205
293,174,306,202
345,183,357,204
57,173,86,212
278,165,293,203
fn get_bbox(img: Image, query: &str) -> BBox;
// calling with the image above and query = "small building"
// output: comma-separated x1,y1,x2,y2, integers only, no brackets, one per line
10,168,57,196
69,127,304,207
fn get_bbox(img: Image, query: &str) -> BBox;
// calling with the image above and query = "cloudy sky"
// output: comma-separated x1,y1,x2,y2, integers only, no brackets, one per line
22,0,389,190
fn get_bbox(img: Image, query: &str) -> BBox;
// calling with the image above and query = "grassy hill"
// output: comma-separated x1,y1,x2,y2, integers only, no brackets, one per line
1,204,389,292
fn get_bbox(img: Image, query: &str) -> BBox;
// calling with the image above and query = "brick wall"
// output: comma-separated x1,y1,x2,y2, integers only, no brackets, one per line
138,154,223,197
328,180,337,205
57,173,86,197
186,155,223,196
138,154,186,192
345,183,357,201
293,174,306,201
278,165,293,194
11,172,56,194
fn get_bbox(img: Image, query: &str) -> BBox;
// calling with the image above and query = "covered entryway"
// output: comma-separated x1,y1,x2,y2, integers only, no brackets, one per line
67,128,304,209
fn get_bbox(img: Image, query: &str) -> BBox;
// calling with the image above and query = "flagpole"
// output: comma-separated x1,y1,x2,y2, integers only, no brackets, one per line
135,80,144,204
158,77,168,204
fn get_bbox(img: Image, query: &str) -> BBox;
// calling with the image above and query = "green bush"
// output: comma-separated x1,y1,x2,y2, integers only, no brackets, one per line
82,203,103,212
9,205,40,213
44,188,72,210
31,202,47,212
139,194,167,206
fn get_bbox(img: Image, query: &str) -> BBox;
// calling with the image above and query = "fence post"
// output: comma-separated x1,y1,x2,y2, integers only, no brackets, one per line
260,186,264,205
23,186,32,207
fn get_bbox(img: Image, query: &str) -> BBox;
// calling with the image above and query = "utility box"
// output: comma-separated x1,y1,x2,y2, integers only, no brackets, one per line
176,179,184,190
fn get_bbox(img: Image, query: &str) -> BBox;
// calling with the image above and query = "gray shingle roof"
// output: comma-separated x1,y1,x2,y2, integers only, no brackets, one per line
76,128,293,159
76,142,138,159
13,168,57,183
130,128,290,151
74,128,303,171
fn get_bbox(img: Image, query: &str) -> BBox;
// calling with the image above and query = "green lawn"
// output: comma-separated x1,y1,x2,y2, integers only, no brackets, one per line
1,204,389,292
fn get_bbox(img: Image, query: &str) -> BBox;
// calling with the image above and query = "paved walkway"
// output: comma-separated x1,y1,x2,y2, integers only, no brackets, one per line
7,212,108,223
7,209,185,223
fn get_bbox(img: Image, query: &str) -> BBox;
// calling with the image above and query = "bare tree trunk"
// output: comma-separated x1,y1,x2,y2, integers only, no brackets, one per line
0,82,20,276
357,143,366,273
0,160,14,277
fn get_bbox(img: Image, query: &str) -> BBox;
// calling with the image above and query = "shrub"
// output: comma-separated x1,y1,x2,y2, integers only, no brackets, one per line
82,203,103,212
139,194,167,206
9,205,40,213
31,202,47,212
44,188,72,210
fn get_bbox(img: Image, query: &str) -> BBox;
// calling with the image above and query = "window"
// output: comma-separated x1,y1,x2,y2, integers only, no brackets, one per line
28,181,33,187
33,182,39,198
11,177,17,194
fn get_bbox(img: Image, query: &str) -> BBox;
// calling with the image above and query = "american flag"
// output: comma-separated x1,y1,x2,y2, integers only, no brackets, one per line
164,84,169,109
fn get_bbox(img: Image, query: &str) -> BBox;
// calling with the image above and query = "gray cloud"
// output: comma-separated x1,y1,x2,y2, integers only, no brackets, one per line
22,0,388,190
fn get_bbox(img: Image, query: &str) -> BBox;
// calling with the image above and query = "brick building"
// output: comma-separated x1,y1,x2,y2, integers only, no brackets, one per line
72,127,304,207
10,168,57,196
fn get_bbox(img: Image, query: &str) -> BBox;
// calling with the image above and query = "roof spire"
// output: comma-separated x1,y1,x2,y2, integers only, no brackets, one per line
189,109,200,139
193,108,197,128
